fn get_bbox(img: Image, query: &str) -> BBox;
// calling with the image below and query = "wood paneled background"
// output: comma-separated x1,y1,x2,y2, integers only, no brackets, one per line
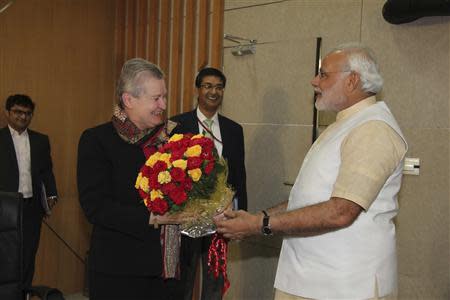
115,0,224,117
0,0,116,294
0,0,223,295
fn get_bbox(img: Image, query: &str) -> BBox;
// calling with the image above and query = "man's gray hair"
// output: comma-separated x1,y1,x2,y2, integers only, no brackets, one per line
116,58,164,105
331,43,383,94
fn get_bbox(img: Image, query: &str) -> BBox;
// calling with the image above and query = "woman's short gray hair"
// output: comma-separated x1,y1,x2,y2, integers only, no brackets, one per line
331,43,383,94
116,58,164,106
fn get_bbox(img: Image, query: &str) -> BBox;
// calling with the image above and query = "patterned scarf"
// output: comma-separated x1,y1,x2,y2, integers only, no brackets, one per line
111,105,181,279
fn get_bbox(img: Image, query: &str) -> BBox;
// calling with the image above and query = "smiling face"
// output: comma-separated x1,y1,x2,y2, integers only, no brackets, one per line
197,75,224,118
311,51,350,112
124,74,167,130
5,104,33,133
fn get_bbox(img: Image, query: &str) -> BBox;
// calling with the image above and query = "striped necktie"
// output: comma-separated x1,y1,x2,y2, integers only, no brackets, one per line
203,119,213,139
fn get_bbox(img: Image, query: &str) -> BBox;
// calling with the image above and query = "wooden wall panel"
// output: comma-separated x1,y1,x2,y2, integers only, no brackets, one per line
169,0,184,116
182,0,197,112
147,0,159,62
136,0,148,58
114,0,225,117
210,0,224,68
126,0,137,59
0,0,116,294
159,0,171,74
197,0,210,70
0,0,224,295
115,0,126,79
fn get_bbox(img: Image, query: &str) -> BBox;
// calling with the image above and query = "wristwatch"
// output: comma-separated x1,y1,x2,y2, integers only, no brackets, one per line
261,210,273,236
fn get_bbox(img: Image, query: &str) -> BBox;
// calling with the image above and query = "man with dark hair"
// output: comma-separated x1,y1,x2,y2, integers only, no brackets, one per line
0,94,58,297
171,67,247,300
194,67,227,89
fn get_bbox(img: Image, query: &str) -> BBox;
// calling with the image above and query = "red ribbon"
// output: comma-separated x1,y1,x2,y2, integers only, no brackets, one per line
207,233,230,295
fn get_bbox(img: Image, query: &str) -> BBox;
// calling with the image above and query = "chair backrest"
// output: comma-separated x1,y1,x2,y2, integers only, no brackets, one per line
0,191,23,300
28,285,65,300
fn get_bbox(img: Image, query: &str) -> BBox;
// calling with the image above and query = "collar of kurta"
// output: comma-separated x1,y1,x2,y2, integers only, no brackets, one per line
336,96,377,122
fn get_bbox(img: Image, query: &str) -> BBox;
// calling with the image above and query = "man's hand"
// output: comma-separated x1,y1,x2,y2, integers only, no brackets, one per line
47,197,57,210
214,210,262,240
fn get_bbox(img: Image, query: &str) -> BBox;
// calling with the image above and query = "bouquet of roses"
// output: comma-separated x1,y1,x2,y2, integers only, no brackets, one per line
135,133,234,237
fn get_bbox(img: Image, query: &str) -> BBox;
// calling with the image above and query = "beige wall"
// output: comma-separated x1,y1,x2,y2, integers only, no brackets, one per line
222,0,449,299
0,0,116,294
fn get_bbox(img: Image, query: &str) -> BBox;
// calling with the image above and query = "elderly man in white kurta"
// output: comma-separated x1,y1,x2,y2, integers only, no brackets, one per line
215,43,407,300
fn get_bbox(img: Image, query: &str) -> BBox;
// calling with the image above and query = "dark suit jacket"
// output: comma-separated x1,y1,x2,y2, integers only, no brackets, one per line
0,126,57,206
170,110,247,210
77,122,164,276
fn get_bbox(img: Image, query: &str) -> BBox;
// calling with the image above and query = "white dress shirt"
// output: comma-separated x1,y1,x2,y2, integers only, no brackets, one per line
196,108,223,157
9,125,33,198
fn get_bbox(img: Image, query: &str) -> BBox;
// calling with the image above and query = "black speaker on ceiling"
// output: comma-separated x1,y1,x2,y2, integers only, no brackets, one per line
383,0,450,24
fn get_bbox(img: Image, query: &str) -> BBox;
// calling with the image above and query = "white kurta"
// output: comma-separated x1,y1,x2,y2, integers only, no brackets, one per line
274,102,407,300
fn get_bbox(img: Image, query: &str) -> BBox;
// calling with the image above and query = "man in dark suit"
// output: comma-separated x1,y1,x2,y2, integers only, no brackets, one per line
0,94,58,296
77,58,186,300
171,67,247,300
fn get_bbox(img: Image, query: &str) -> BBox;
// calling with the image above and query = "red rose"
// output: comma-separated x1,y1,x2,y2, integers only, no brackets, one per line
189,138,199,146
204,160,215,174
190,136,210,147
203,139,215,152
150,198,169,215
164,140,177,151
180,137,191,148
183,177,193,191
153,161,168,173
141,165,152,177
138,189,148,200
170,149,185,161
169,187,187,205
170,140,188,154
149,173,160,189
201,150,213,160
187,157,203,169
161,182,177,194
170,167,186,182
161,142,173,152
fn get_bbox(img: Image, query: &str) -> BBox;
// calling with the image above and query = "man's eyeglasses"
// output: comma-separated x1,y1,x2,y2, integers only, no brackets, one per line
9,109,33,117
200,84,224,92
318,69,351,79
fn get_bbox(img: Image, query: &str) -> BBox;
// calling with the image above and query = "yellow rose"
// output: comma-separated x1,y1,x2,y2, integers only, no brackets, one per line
145,152,161,167
159,153,172,167
172,159,187,170
143,198,149,206
188,168,202,182
191,134,203,139
135,172,143,189
169,134,184,142
185,145,202,157
157,171,172,184
139,176,149,192
150,189,163,201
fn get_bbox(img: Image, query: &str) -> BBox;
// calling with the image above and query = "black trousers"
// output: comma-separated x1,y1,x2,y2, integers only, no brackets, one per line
22,197,44,290
181,236,223,300
89,269,185,300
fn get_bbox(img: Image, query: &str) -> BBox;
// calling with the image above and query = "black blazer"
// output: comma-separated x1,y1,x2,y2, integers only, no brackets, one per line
170,110,247,210
77,122,164,275
0,126,57,206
